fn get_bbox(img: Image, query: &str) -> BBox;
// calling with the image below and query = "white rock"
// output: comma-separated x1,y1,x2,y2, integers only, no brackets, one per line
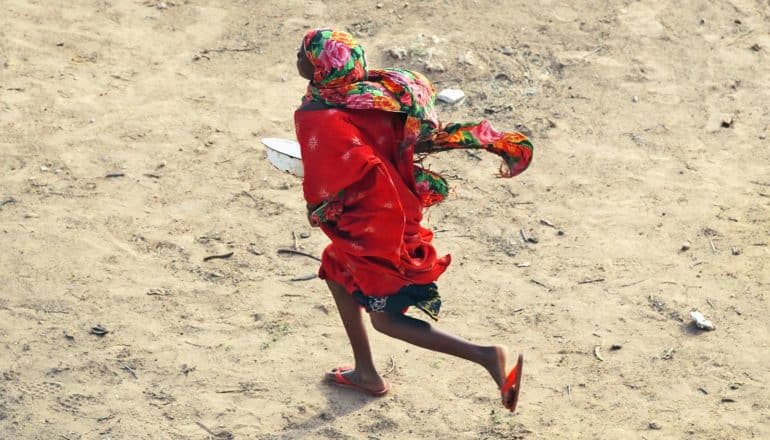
437,88,465,104
690,311,715,331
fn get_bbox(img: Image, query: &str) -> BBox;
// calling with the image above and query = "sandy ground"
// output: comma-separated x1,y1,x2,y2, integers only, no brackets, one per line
1,0,769,438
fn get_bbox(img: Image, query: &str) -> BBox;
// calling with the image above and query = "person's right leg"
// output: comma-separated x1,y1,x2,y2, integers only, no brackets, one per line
325,280,387,391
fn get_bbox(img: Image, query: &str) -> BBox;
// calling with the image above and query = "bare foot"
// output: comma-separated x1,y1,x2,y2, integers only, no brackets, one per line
482,345,508,389
481,346,522,410
324,367,387,394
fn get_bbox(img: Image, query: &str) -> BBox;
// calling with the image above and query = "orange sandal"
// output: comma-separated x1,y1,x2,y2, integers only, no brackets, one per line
501,354,523,412
326,366,390,397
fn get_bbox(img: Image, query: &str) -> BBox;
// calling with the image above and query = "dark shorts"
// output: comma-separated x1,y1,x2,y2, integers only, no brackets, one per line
353,283,442,321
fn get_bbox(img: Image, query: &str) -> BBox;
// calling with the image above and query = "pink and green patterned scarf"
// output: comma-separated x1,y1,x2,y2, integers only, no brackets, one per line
301,28,533,206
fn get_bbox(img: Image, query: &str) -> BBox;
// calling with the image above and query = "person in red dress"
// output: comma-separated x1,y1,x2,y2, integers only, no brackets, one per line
294,29,533,411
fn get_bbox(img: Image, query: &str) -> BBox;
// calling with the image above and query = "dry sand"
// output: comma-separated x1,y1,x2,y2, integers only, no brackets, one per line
1,0,769,438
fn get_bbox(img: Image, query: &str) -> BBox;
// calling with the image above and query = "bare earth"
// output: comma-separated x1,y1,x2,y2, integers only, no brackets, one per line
1,1,769,438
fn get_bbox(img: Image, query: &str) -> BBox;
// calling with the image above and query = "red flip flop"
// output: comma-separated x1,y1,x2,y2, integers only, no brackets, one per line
326,366,390,397
501,354,523,412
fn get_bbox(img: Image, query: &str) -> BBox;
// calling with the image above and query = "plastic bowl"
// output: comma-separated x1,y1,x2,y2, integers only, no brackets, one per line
261,138,304,177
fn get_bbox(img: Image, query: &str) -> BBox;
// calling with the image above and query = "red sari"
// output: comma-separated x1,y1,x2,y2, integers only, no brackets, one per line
294,108,450,297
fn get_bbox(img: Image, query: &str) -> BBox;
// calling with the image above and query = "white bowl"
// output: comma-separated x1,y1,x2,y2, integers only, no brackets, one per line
262,138,303,177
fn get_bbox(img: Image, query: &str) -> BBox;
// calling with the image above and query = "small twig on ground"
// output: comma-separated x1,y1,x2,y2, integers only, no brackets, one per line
705,231,717,253
203,252,234,262
581,47,603,58
382,356,397,377
751,181,770,187
105,172,125,178
530,279,551,290
540,219,556,228
201,45,261,55
277,248,321,262
195,421,234,440
0,197,17,208
619,279,645,288
292,231,299,250
239,190,260,205
289,274,318,282
122,364,138,379
727,29,753,46
512,308,524,313
566,384,572,400
215,384,267,394
579,278,605,285
593,345,604,361
184,341,210,348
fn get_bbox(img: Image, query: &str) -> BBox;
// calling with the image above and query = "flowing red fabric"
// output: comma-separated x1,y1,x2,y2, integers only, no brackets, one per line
294,108,450,296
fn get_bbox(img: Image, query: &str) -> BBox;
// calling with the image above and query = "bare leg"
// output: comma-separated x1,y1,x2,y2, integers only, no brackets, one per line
369,312,508,390
324,281,386,391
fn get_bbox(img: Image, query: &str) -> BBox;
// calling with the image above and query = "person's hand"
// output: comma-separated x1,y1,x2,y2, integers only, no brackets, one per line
307,203,321,227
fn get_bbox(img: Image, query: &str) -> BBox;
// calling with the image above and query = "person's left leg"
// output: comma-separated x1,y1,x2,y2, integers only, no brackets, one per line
369,311,509,390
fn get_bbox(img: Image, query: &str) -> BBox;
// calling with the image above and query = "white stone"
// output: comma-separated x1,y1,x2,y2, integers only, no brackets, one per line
437,88,465,104
690,311,715,331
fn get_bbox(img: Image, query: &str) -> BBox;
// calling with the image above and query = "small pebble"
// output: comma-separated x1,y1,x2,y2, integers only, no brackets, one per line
40,166,49,172
388,47,407,60
731,246,742,255
649,422,662,430
632,95,638,102
680,241,691,251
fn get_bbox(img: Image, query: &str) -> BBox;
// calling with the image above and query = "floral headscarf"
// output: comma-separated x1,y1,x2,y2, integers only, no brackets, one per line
300,28,533,206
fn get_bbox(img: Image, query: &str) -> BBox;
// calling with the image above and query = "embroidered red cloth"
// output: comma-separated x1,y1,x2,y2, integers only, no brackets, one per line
295,108,450,296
